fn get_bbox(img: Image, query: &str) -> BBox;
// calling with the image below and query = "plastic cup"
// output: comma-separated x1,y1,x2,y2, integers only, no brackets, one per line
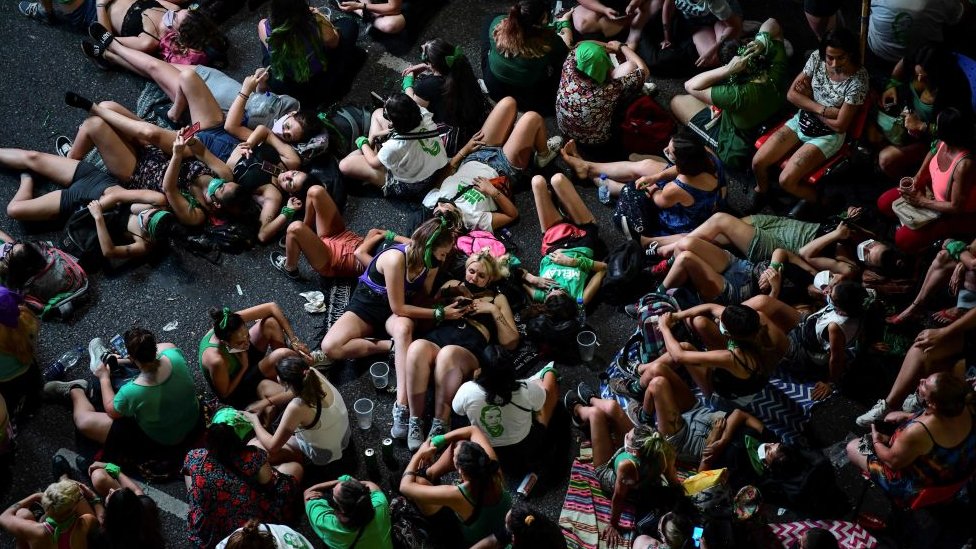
577,331,598,363
899,176,914,193
369,362,390,389
353,398,374,430
316,5,332,19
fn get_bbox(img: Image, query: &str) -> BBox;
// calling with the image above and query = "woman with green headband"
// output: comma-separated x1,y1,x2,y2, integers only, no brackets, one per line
322,217,468,442
200,302,318,410
0,479,99,549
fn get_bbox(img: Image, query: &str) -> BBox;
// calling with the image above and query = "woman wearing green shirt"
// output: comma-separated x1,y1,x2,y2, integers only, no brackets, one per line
482,0,574,114
43,327,201,464
303,475,393,549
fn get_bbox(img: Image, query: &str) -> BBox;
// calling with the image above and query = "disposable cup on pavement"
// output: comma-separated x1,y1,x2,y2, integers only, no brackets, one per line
577,331,598,362
353,398,374,430
369,362,390,389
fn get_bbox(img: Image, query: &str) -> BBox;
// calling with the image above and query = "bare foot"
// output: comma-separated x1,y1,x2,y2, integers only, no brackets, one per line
560,140,589,179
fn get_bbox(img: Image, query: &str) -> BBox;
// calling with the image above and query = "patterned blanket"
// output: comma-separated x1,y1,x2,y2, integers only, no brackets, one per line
768,520,878,548
559,458,635,549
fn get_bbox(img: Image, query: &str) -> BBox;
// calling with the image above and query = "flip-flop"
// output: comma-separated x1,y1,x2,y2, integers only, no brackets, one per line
931,307,965,325
885,310,920,325
87,21,114,50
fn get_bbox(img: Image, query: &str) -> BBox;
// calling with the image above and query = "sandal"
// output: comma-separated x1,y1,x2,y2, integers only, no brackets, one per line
931,307,965,325
87,21,114,50
885,308,920,325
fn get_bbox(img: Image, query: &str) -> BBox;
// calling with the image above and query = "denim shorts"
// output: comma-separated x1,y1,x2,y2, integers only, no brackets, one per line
463,146,527,188
719,256,755,305
784,111,845,159
60,0,96,29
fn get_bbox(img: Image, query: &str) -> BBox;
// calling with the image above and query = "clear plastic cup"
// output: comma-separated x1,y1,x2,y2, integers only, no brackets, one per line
369,362,390,389
899,176,914,193
353,398,374,430
577,331,598,362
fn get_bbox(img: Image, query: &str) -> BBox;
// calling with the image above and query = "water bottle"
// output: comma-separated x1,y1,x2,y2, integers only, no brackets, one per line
577,296,586,328
42,347,83,382
598,174,610,205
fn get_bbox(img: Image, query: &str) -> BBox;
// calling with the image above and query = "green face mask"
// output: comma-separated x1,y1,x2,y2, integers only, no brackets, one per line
206,178,226,201
575,42,612,85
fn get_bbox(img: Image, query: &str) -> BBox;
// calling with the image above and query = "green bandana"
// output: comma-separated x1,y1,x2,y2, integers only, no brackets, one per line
206,178,226,201
575,42,612,85
146,210,172,240
210,408,254,440
743,435,765,475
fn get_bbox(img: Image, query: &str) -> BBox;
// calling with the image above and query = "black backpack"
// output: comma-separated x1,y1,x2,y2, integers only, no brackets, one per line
320,106,373,157
613,182,654,240
601,240,654,305
62,207,127,269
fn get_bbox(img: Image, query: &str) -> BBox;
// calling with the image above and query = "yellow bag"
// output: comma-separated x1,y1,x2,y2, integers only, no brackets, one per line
682,468,728,496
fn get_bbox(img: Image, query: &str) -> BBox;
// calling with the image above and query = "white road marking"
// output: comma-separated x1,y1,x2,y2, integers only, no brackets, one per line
374,52,409,73
55,447,189,518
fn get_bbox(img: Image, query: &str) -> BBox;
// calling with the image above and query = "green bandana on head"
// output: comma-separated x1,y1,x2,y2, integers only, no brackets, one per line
575,42,612,85
206,178,226,201
146,210,172,240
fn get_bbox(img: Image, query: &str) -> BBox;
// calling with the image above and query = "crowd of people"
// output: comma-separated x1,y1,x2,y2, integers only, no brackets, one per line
2,0,976,547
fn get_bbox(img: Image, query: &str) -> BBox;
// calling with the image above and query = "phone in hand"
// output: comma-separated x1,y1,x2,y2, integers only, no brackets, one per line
259,160,282,176
692,526,704,548
181,122,201,140
454,297,473,308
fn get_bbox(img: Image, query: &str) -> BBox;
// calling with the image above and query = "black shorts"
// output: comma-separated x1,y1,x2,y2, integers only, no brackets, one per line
688,107,721,147
804,0,841,17
59,162,117,217
493,420,548,474
102,414,202,465
421,321,490,359
223,349,267,410
346,284,394,332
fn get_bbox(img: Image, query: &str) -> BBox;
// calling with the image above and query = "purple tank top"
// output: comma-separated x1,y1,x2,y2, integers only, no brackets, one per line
358,244,429,296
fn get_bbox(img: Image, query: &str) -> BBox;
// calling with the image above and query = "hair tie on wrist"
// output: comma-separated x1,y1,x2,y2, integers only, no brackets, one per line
431,434,447,449
355,136,369,150
280,206,296,221
104,463,121,479
401,74,415,91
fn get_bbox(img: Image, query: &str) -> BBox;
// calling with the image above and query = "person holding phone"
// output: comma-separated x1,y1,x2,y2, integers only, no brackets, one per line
660,0,743,68
402,251,519,450
571,0,655,52
631,510,695,549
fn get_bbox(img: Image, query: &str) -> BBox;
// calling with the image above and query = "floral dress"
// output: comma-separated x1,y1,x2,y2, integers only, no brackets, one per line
183,447,300,549
127,145,213,193
556,49,644,145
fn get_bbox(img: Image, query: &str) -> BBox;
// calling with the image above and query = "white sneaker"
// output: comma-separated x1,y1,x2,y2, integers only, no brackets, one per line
88,337,110,374
407,416,425,451
901,392,920,413
535,136,564,168
390,403,409,439
855,399,890,427
44,379,88,400
428,417,448,440
309,350,333,369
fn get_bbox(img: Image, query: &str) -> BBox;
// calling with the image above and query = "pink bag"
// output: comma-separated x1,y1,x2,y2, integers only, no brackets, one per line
160,30,208,65
456,230,506,257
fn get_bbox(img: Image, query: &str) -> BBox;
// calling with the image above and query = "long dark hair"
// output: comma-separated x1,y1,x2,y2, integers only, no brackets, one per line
224,519,276,549
475,346,523,407
206,423,248,466
100,488,164,549
123,327,158,369
908,43,972,115
456,441,501,509
423,39,486,134
720,305,776,374
176,9,229,60
209,306,245,341
267,0,328,83
333,478,376,528
508,502,567,548
407,217,457,272
671,130,713,176
275,355,325,408
818,27,861,67
0,241,45,290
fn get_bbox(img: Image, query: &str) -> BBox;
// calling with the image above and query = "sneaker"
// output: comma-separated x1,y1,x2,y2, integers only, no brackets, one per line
18,1,50,22
624,303,640,319
598,184,611,205
576,382,598,407
901,393,920,413
55,136,72,157
529,361,560,382
609,377,643,400
309,349,333,369
563,390,585,428
625,401,650,426
88,337,110,374
428,418,448,440
390,403,409,439
277,235,287,248
43,379,88,400
855,398,890,428
87,21,114,49
407,416,425,451
535,136,564,168
269,251,300,279
81,41,111,71
52,454,72,481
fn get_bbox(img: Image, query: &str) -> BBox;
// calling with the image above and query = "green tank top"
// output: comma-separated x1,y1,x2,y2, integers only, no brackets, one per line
910,84,936,123
197,329,242,388
456,481,512,544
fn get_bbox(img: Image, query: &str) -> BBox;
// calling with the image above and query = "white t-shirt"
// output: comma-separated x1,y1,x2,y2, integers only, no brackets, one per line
868,0,964,63
377,108,449,183
452,380,546,447
422,161,499,232
802,50,869,108
215,524,315,549
674,0,735,21
293,370,350,466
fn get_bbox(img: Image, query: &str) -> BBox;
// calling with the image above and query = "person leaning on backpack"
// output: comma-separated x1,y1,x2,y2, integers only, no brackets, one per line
303,475,393,549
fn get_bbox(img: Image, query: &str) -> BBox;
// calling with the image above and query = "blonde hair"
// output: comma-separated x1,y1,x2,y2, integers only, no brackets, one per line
465,249,511,282
42,480,82,519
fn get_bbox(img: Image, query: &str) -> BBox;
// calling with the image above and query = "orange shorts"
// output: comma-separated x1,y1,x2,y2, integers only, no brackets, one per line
318,229,364,278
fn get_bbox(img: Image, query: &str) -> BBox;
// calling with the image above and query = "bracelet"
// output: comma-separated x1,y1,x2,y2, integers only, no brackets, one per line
885,77,903,90
433,305,445,325
401,74,415,91
238,92,249,101
555,20,571,31
946,239,967,261
384,230,396,242
103,463,121,479
355,136,369,150
280,206,296,220
431,434,447,449
89,496,103,505
769,261,783,271
821,105,827,116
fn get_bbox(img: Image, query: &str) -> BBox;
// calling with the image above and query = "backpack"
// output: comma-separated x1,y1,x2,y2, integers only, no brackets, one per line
612,182,653,240
21,243,89,320
388,496,431,549
619,96,675,155
62,207,125,268
456,230,511,258
201,221,259,254
611,292,684,381
600,240,653,306
319,106,373,157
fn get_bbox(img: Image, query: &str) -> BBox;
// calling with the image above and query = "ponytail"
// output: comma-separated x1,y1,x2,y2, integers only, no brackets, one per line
275,355,325,407
225,518,276,549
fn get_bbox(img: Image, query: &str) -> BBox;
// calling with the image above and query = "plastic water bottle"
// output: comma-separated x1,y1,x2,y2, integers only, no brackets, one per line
42,347,83,382
577,296,586,328
598,174,610,205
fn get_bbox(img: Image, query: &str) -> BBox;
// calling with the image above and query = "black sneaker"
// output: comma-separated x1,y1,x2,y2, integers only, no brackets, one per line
563,390,585,428
269,251,300,279
624,303,640,319
81,41,111,71
55,136,72,157
609,377,644,400
64,91,93,111
576,382,599,406
87,21,114,50
18,1,52,23
52,454,72,481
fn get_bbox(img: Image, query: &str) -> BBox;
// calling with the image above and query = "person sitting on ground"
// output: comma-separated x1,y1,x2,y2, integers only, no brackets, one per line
339,93,450,199
482,0,574,115
563,387,680,546
303,475,393,549
453,350,560,476
877,107,976,254
565,130,726,240
471,501,568,549
631,509,695,549
172,67,301,133
847,372,976,506
661,0,742,68
400,426,513,546
337,0,406,36
0,286,41,416
752,28,868,203
657,236,816,305
45,328,202,466
873,43,973,179
217,518,315,549
403,253,519,450
321,217,463,441
866,0,966,65
670,18,790,171
261,0,360,108
572,0,655,51
556,40,648,153
422,96,563,232
886,237,976,326
400,39,489,156
199,303,316,410
0,479,98,549
85,460,164,549
183,423,303,549
243,355,350,467
746,280,868,400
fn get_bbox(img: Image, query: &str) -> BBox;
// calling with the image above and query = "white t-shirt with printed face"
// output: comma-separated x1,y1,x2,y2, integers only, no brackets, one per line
216,524,315,549
802,50,869,109
377,108,450,183
452,380,546,447
422,161,499,232
868,0,964,63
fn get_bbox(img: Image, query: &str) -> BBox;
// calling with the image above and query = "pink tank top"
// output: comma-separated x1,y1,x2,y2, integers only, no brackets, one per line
930,142,972,208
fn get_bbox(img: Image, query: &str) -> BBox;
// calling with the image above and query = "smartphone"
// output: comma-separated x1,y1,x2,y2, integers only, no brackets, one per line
454,297,473,307
259,160,282,177
692,526,704,548
181,121,201,140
